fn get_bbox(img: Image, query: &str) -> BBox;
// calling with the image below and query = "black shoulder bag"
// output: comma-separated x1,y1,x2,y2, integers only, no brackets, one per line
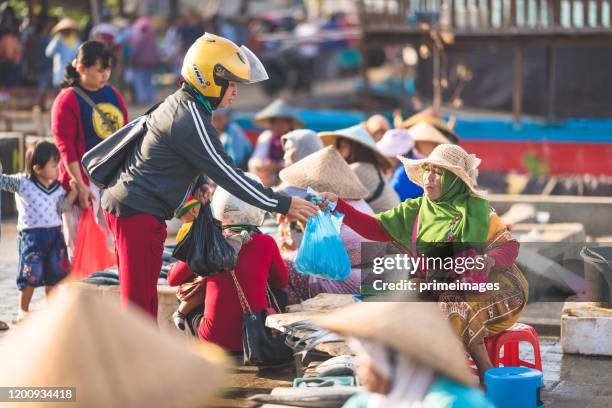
81,100,161,189
230,270,293,366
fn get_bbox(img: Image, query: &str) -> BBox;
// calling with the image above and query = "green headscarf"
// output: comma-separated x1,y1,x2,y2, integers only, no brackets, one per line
375,169,489,252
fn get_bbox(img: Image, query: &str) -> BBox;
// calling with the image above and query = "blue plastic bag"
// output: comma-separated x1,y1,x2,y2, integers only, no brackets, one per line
294,193,351,281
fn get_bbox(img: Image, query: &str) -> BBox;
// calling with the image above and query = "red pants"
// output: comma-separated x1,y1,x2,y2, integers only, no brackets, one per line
104,211,167,319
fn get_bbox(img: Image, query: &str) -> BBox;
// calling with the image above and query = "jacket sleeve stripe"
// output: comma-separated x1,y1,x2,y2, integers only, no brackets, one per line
188,101,278,207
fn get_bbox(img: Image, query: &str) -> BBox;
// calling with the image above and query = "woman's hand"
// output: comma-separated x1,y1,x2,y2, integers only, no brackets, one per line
77,183,92,209
286,196,318,224
317,192,338,211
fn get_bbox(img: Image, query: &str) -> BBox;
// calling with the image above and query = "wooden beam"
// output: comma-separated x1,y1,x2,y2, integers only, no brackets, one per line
451,0,456,28
568,0,574,27
583,0,591,27
487,0,493,27
536,0,542,27
595,0,603,27
433,44,442,112
510,0,517,27
513,46,523,126
546,46,556,120
551,0,561,27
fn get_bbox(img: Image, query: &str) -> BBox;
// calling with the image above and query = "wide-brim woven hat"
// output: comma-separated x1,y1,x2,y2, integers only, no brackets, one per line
51,18,79,35
398,143,486,198
0,285,228,408
401,109,460,143
314,301,477,387
253,99,304,128
318,125,392,171
279,146,369,200
376,128,414,157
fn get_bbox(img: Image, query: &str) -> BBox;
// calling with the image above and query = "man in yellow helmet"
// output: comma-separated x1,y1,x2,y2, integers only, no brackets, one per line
100,33,318,318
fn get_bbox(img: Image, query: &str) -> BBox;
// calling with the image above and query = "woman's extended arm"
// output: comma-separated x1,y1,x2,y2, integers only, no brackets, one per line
336,198,392,243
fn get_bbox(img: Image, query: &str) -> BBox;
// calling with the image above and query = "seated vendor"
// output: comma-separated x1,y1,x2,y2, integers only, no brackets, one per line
315,144,528,379
167,174,288,353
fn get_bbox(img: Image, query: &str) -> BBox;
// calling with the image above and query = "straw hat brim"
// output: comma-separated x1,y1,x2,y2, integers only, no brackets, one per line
279,146,369,200
319,132,392,171
314,301,477,387
397,155,486,198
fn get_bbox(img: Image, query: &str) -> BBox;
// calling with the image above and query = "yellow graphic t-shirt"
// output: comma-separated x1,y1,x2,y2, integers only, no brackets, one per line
76,85,126,151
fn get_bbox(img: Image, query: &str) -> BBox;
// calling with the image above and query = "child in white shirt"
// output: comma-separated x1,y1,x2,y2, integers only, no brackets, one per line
0,140,77,323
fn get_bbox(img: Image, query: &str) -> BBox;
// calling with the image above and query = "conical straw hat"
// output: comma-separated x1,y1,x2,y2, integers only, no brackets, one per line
314,300,477,387
279,146,369,200
0,286,227,408
400,108,460,143
51,18,79,35
408,121,452,146
398,143,487,198
318,125,392,171
253,99,304,128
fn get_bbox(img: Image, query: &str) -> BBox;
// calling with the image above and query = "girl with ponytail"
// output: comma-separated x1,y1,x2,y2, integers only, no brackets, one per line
51,40,128,256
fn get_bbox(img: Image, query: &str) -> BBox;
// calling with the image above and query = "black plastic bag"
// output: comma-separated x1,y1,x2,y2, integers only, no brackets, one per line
171,203,237,276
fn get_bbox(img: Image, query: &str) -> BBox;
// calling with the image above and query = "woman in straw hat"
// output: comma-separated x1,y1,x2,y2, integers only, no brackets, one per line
280,128,323,167
167,174,289,353
319,125,400,213
276,146,386,303
248,99,304,186
314,301,493,407
46,17,81,88
316,144,528,378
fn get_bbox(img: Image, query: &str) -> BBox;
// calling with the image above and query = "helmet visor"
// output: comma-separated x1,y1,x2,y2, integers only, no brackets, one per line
238,45,269,84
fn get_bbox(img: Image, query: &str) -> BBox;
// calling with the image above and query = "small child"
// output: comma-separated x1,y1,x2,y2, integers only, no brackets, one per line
0,141,77,323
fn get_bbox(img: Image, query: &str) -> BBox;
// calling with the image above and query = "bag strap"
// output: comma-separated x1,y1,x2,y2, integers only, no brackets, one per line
230,270,255,317
266,285,282,313
71,86,117,132
366,170,386,204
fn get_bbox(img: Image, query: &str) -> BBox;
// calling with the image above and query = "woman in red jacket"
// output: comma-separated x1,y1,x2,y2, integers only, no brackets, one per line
167,176,288,352
51,40,128,255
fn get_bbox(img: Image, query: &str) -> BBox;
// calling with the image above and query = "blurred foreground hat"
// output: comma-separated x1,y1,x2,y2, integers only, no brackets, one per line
314,301,477,387
0,286,227,408
319,125,392,171
279,146,369,200
253,99,304,128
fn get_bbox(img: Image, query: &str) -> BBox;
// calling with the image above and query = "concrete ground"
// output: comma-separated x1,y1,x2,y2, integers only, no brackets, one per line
1,218,611,406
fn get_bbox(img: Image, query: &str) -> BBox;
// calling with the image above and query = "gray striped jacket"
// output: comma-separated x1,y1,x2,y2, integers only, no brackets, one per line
101,88,290,220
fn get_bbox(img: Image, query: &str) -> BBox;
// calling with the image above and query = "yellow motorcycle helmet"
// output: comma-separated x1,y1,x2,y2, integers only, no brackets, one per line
181,33,268,109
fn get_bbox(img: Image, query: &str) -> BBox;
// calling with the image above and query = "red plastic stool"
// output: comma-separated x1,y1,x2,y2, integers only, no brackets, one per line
469,323,542,375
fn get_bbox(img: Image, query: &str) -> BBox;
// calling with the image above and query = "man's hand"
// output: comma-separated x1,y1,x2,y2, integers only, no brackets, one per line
286,196,318,224
194,184,213,205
